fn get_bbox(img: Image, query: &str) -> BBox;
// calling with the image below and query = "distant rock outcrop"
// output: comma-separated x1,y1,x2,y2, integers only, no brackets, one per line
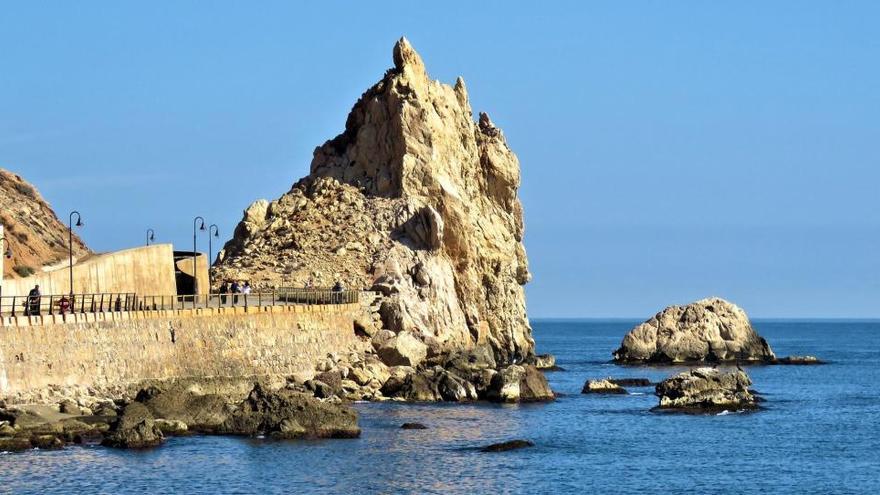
215,38,533,364
613,298,776,364
0,169,90,279
654,367,759,413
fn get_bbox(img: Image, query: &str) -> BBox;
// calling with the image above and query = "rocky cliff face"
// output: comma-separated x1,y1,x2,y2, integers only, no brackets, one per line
0,168,90,279
215,38,533,363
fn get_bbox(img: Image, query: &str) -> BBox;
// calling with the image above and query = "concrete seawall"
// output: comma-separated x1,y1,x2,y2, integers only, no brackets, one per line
0,304,365,398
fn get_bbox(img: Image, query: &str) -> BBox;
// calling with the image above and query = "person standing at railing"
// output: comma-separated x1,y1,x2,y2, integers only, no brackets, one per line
242,281,252,295
58,295,70,321
219,280,229,305
230,280,240,305
25,285,41,316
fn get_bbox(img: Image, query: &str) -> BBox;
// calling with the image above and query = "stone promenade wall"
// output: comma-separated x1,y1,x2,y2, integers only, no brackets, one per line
0,304,365,398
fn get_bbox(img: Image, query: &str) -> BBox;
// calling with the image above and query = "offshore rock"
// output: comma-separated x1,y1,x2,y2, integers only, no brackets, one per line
582,379,627,395
480,439,534,452
101,403,164,448
613,298,776,364
215,37,533,364
654,367,758,413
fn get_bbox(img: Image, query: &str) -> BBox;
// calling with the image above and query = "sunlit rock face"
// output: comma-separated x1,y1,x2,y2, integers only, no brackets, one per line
216,37,533,364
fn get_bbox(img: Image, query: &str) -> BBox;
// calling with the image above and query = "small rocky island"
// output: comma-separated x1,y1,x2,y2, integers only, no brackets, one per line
654,367,760,413
613,297,776,364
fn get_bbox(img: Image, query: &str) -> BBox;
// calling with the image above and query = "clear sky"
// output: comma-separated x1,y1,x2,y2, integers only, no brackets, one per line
1,2,877,318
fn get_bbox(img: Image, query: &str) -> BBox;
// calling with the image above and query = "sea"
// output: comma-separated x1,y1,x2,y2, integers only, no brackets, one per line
2,320,879,494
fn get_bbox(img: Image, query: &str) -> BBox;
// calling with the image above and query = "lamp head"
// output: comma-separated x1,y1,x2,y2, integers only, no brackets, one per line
149,232,155,241
4,248,11,259
75,218,83,227
199,221,206,231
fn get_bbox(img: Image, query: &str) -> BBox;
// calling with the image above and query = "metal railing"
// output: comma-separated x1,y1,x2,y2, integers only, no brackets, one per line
0,293,136,317
275,287,360,305
0,288,359,318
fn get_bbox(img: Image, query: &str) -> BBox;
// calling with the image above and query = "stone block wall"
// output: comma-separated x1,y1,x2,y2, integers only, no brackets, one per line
0,303,365,398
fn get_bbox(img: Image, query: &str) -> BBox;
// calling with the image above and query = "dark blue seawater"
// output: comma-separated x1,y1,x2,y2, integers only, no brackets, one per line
2,320,879,494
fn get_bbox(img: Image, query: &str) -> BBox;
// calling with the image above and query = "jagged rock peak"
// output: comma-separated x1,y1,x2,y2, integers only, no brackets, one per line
217,38,533,364
392,36,426,77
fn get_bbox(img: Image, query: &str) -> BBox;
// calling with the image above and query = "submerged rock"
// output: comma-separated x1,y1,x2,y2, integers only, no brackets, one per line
773,355,824,365
654,367,758,413
613,298,776,364
581,379,627,395
400,423,428,430
480,439,534,452
607,378,652,387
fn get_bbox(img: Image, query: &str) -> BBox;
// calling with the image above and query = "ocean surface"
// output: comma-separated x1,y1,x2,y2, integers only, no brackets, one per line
2,320,879,494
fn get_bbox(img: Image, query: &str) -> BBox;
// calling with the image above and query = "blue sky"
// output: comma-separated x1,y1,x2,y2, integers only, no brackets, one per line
1,2,877,318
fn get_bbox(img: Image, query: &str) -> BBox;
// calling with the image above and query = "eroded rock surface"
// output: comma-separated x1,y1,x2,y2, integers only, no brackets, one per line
654,367,758,413
214,37,533,364
582,379,627,395
613,298,776,364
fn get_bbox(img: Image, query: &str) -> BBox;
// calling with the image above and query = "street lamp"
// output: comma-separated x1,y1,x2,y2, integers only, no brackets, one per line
146,228,155,246
0,234,11,305
68,211,83,296
208,224,219,291
192,216,206,298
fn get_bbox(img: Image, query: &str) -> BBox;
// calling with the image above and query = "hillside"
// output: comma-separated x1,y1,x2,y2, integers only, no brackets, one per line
0,168,90,279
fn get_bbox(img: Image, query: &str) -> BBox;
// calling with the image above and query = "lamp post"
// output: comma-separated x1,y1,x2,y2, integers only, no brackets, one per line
192,216,206,299
68,211,83,296
208,224,219,291
0,231,11,306
146,228,155,246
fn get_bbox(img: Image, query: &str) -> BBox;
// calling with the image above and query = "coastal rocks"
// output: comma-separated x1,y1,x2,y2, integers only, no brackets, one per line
613,298,776,364
214,37,535,365
582,379,627,395
102,403,165,448
654,367,758,413
486,365,554,403
376,331,428,367
480,439,534,452
219,384,360,439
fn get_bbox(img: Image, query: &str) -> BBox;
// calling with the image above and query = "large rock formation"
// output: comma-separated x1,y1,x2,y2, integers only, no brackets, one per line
215,38,533,364
0,169,90,279
613,298,776,364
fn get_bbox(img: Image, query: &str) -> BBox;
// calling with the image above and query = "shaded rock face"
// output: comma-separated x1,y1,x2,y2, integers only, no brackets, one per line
215,37,533,364
613,298,776,364
0,168,90,278
655,368,758,413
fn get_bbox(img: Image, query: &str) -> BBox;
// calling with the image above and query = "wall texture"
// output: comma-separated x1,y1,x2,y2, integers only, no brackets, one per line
0,303,364,397
1,243,180,298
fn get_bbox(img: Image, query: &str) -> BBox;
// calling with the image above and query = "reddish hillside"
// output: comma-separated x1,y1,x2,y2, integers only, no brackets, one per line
0,168,90,279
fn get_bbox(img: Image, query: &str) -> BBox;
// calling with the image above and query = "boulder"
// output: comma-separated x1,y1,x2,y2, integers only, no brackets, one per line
613,298,776,364
654,367,758,413
533,354,556,369
582,379,627,394
219,384,360,439
487,365,554,403
435,370,478,402
102,403,165,448
377,332,428,367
